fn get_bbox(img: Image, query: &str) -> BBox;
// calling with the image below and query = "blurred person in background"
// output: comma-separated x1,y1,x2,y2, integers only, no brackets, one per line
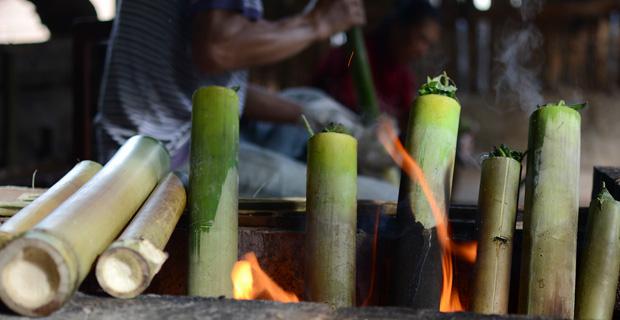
313,0,441,130
97,0,398,199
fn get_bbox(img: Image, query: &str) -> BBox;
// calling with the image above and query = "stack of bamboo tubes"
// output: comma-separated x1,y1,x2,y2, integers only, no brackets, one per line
0,136,186,316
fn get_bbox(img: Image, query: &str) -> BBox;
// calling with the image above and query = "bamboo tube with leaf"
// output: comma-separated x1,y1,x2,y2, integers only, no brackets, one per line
519,101,583,318
391,72,461,308
305,124,357,307
0,135,169,316
0,160,102,247
96,172,186,299
575,186,620,320
188,86,239,297
471,145,523,314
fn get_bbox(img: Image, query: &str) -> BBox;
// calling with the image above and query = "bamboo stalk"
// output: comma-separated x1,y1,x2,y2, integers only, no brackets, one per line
471,150,522,314
188,86,239,297
391,74,460,308
96,172,186,299
0,161,102,246
575,186,620,320
347,27,380,123
519,102,581,318
0,136,169,316
305,130,357,307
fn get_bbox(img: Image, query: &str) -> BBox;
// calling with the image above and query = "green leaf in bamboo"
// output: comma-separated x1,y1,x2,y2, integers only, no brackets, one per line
0,136,169,317
519,102,581,318
471,152,522,314
305,131,357,307
96,172,186,299
188,86,239,297
575,186,620,320
347,27,380,123
391,73,460,308
0,161,102,247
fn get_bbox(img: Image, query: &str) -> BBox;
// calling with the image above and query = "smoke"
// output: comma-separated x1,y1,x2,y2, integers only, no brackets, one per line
494,0,545,114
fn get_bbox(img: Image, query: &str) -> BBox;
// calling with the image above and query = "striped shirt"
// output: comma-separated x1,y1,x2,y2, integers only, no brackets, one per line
97,0,263,165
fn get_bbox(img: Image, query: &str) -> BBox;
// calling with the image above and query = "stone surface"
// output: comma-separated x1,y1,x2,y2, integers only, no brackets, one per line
0,293,553,320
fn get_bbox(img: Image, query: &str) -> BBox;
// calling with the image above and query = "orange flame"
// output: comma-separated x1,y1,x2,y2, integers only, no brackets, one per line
231,252,299,303
377,118,477,312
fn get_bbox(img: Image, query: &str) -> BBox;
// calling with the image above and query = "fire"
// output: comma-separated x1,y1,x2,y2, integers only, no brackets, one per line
231,252,299,303
377,119,477,312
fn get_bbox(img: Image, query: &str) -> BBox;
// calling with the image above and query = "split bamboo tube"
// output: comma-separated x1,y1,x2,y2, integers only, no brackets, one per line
305,131,357,307
471,156,521,314
0,136,169,316
519,104,581,318
392,92,461,308
575,187,620,320
96,173,186,299
0,160,102,247
188,86,239,297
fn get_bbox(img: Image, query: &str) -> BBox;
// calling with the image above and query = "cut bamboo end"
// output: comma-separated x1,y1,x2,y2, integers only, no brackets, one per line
96,239,167,299
0,232,77,317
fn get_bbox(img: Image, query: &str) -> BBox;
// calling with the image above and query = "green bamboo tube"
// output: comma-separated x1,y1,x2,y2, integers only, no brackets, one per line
519,103,581,318
575,187,620,320
471,153,521,314
96,172,186,299
0,161,102,246
0,136,169,316
305,131,357,307
188,86,239,297
347,27,380,123
392,74,460,308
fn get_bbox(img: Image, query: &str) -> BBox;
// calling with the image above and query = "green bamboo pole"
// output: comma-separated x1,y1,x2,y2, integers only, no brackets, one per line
519,101,582,318
347,27,380,123
575,186,620,320
0,160,102,246
96,172,186,299
305,128,357,307
0,136,169,316
188,86,239,297
391,73,460,308
471,146,522,314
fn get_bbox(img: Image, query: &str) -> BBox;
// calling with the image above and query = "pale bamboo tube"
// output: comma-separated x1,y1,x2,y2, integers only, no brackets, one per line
519,104,581,318
0,136,169,316
471,156,521,314
575,187,620,320
305,131,357,307
0,161,102,246
96,173,186,299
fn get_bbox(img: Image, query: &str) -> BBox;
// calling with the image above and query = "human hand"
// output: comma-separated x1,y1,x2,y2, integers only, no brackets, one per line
310,0,366,40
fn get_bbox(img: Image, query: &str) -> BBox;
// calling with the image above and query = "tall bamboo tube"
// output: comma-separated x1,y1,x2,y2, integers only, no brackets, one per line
575,187,620,320
391,74,460,308
471,151,522,314
0,161,102,246
96,173,186,299
519,103,581,318
347,27,380,123
305,130,357,307
0,136,169,316
188,86,239,297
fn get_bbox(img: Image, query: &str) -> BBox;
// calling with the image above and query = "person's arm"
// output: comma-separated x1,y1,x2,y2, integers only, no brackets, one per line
242,84,303,123
192,0,365,74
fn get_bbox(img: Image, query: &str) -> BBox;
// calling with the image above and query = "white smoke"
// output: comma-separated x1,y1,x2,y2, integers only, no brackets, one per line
494,0,545,114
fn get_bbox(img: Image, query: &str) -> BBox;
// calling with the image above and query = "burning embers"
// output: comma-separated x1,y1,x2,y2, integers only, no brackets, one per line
231,252,299,303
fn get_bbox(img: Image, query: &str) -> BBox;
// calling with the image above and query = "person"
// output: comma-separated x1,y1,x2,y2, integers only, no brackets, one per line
313,0,441,130
97,0,398,199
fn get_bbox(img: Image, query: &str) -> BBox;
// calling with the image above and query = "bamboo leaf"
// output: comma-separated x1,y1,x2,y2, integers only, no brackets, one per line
418,71,458,99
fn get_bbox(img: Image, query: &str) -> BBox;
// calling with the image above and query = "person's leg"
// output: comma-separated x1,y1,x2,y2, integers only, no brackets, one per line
240,120,308,161
239,142,398,200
